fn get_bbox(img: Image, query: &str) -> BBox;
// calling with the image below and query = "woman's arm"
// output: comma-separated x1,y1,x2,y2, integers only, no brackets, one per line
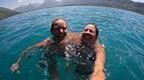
10,40,48,72
90,44,105,80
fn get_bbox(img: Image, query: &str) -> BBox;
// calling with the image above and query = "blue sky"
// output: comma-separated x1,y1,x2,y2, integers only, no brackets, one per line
0,0,144,10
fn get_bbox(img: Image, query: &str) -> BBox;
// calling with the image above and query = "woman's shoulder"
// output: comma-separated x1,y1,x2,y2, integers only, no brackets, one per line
94,43,105,51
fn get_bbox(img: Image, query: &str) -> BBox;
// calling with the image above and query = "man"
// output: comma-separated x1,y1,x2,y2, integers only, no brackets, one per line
10,18,79,80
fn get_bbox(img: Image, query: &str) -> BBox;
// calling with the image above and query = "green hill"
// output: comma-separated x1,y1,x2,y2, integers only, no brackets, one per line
0,7,20,20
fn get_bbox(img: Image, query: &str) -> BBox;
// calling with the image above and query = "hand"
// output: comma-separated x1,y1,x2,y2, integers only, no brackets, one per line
10,63,19,72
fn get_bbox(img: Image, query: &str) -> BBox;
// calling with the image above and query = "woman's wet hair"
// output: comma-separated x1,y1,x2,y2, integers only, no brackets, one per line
50,18,67,35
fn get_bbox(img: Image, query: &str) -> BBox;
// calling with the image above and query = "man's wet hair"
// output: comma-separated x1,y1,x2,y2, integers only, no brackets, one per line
86,23,99,40
50,18,67,35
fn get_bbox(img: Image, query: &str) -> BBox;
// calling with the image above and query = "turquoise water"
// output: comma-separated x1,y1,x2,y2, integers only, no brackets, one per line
0,6,144,80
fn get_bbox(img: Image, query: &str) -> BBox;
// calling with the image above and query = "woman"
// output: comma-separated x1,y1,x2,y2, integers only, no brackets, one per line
69,23,105,80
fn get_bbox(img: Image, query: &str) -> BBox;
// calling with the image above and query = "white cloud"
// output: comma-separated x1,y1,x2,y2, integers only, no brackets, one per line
13,0,44,9
17,0,23,3
56,0,62,2
17,0,44,4
131,0,144,3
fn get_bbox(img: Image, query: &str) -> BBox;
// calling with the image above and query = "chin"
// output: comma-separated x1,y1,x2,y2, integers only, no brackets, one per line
58,34,66,38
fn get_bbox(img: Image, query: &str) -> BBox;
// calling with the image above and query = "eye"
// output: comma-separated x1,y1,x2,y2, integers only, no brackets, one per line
89,29,94,33
84,29,88,31
54,26,66,31
62,27,66,30
54,26,60,30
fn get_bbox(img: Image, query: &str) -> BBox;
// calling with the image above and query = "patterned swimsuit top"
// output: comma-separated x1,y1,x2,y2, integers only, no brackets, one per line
65,41,96,75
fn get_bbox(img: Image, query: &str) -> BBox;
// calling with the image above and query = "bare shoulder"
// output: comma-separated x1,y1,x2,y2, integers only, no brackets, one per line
69,32,80,37
95,44,105,51
67,32,81,42
36,38,52,47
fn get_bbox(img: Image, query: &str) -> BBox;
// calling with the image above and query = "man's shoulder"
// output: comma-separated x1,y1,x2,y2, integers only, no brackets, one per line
41,37,54,46
43,37,51,42
67,32,81,42
69,32,80,35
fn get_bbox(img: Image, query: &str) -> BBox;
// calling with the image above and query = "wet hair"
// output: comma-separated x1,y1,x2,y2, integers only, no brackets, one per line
50,18,67,35
86,23,99,40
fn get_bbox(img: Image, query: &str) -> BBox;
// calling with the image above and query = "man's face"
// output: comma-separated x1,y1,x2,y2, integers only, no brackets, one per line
53,19,67,38
82,24,96,42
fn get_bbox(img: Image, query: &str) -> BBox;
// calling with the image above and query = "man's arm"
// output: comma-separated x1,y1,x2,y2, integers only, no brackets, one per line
90,44,105,80
10,40,48,72
16,44,39,63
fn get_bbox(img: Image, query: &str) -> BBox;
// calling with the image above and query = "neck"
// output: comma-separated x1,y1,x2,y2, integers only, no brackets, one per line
53,36,64,43
81,40,96,49
53,33,67,43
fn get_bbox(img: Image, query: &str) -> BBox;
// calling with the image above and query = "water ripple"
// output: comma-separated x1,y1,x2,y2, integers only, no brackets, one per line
0,6,144,80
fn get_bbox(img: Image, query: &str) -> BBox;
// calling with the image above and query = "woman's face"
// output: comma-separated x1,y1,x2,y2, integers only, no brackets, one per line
82,24,96,42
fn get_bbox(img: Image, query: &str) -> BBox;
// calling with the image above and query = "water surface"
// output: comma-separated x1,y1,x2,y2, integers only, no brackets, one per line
0,6,144,80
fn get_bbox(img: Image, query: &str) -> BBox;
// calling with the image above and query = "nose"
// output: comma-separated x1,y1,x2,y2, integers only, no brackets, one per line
60,28,64,33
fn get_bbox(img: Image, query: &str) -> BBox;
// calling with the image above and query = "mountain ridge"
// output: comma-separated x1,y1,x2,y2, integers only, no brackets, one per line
14,0,144,15
0,7,20,20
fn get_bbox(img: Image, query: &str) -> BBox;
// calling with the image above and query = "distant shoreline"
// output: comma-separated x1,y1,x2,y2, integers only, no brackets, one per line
15,5,144,15
14,1,144,15
0,3,144,20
